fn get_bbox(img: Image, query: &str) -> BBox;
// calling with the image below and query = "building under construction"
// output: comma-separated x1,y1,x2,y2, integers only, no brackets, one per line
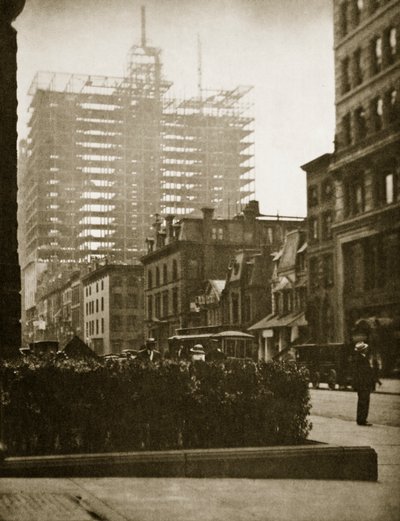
19,8,255,271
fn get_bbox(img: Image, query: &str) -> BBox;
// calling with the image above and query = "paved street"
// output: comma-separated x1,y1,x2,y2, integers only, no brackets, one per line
1,388,399,521
310,387,400,427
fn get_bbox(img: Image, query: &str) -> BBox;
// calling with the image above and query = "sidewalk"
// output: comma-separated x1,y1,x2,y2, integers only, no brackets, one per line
0,415,399,521
375,378,400,395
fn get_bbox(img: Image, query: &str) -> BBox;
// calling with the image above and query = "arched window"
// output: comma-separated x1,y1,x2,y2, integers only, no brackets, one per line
156,266,160,286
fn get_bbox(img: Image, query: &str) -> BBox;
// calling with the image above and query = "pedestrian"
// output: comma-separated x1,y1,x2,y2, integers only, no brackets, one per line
352,341,375,426
190,344,206,362
205,340,226,362
136,338,162,362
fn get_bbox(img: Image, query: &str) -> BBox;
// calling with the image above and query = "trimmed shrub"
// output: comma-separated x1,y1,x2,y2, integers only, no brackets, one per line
0,356,311,456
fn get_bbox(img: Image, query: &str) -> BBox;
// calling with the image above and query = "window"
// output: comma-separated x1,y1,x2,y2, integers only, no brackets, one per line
353,48,363,86
308,185,318,207
101,280,104,290
172,287,179,314
388,28,397,64
375,169,398,206
352,0,363,26
244,295,251,322
96,282,98,293
231,293,239,324
322,212,333,240
96,299,99,313
163,264,168,284
309,217,319,242
148,269,153,289
162,291,169,317
147,295,153,319
96,319,99,335
372,36,382,73
212,227,224,240
342,113,352,146
388,89,398,123
156,267,160,286
309,257,319,291
101,297,104,311
323,255,334,287
172,259,178,280
101,318,104,334
341,57,350,94
354,107,367,140
372,97,383,131
385,173,394,204
322,180,333,201
339,1,348,37
155,294,161,318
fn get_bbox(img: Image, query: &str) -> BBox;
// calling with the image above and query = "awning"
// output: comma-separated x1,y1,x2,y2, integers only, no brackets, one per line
249,312,307,331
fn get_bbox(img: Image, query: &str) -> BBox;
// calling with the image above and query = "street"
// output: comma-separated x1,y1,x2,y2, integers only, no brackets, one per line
310,388,400,427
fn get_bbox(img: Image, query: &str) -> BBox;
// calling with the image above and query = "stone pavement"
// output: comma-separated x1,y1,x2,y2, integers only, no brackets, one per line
1,414,399,521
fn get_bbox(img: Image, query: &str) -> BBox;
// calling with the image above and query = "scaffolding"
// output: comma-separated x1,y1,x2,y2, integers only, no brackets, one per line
20,10,255,267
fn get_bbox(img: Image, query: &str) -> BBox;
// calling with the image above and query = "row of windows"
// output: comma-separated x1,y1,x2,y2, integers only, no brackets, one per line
339,0,389,38
148,260,179,288
86,297,104,315
308,179,333,207
343,232,400,293
309,255,334,290
274,287,307,316
344,167,399,217
147,288,179,319
86,317,104,337
85,280,105,297
340,88,398,148
340,28,397,95
309,212,334,243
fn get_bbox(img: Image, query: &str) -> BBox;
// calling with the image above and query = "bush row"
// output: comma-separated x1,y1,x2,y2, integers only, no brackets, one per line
0,357,311,456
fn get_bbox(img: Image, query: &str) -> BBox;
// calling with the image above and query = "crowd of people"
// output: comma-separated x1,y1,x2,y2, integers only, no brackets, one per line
136,338,226,363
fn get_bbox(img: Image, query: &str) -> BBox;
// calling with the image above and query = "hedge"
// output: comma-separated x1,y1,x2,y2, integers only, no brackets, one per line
0,357,311,456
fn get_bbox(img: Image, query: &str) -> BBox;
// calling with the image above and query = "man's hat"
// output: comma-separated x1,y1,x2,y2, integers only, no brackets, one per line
355,341,368,352
190,344,205,354
146,337,156,345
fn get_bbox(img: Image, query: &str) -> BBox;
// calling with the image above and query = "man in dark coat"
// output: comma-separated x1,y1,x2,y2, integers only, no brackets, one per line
352,341,375,426
205,341,226,362
136,338,162,362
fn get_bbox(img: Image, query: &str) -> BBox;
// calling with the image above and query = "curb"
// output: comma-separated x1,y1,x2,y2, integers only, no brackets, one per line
0,445,378,481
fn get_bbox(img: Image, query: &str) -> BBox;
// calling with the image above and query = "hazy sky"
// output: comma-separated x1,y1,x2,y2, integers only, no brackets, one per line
15,0,335,216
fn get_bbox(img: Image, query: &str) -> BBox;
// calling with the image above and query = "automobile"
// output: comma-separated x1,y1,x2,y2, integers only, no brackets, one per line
274,343,353,389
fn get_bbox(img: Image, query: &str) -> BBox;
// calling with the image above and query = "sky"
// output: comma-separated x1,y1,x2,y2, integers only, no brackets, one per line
15,0,335,217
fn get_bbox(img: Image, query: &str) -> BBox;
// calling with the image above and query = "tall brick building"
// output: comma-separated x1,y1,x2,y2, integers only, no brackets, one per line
303,0,400,374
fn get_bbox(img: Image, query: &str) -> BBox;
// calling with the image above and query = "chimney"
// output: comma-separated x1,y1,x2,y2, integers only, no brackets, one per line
243,200,260,245
165,215,175,244
201,207,214,242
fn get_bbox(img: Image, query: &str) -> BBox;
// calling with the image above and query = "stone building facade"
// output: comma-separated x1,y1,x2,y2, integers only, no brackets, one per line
303,0,400,374
82,264,144,355
301,153,336,343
